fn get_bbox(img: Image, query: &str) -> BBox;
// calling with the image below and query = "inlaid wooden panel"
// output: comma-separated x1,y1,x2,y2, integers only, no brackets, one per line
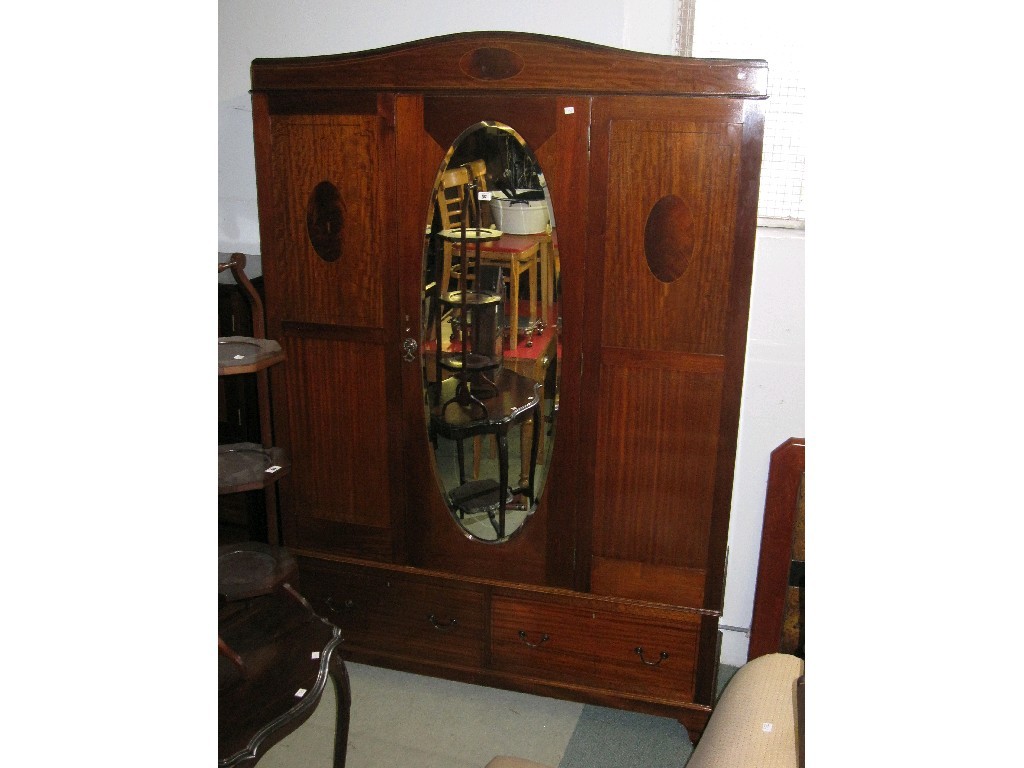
266,114,385,329
590,556,706,608
250,34,768,97
599,110,742,355
280,334,390,533
422,95,558,157
591,349,723,568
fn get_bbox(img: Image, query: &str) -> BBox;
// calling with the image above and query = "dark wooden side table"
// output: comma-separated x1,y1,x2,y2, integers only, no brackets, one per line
219,546,351,767
429,368,541,539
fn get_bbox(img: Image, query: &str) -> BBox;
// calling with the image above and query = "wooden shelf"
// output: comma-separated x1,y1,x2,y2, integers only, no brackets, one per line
218,336,285,375
219,442,291,495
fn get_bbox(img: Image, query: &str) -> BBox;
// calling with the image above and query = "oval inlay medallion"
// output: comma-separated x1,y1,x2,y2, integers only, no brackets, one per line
459,47,525,81
644,194,695,283
306,181,345,263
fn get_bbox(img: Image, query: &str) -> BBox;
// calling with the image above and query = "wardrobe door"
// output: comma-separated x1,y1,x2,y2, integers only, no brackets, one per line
392,93,589,587
254,94,406,560
582,96,763,613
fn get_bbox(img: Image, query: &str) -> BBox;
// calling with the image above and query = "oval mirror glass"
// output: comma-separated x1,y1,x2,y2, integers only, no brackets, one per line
421,122,559,542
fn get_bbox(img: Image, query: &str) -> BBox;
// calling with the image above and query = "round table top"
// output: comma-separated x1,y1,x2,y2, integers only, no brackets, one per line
218,541,298,601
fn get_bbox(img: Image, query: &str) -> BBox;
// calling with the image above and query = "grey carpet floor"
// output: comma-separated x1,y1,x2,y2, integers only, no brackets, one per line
559,705,694,768
255,661,739,768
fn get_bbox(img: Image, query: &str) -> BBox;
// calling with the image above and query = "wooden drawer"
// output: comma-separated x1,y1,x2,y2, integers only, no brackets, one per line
298,557,485,666
490,591,701,702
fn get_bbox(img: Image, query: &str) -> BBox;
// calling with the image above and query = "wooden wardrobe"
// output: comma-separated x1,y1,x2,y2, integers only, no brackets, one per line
250,32,766,740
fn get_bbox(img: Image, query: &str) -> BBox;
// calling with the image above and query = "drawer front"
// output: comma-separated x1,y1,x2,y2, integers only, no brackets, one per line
491,592,701,701
298,558,485,666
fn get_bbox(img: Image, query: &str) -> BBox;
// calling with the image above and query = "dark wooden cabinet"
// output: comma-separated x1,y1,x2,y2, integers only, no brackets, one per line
250,32,765,740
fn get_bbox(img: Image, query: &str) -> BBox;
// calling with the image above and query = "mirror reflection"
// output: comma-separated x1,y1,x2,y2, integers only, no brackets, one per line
421,122,560,542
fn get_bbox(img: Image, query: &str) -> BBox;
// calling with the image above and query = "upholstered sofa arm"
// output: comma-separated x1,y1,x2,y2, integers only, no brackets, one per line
484,759,553,768
484,653,804,768
686,653,804,768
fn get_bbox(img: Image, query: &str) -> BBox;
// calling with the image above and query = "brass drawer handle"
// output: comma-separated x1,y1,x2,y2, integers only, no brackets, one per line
634,646,669,667
428,613,458,632
518,629,550,648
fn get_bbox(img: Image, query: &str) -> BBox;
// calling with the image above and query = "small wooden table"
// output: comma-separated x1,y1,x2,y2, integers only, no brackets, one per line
429,369,541,539
219,546,351,767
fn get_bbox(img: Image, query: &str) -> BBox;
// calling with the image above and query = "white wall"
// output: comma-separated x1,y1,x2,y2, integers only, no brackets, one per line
218,0,804,667
219,0,674,252
721,227,804,664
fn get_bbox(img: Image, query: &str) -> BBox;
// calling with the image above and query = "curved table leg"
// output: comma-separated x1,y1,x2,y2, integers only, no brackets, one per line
329,654,351,768
527,403,540,504
496,429,509,539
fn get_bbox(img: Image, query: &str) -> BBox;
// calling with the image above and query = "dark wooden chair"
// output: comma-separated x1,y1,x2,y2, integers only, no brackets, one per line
746,437,805,767
748,437,805,661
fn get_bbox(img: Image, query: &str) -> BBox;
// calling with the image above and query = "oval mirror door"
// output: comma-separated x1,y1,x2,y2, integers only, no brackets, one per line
421,121,560,542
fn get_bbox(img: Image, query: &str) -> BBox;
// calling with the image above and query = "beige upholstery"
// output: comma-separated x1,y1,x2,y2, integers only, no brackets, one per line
484,758,554,768
484,653,803,768
687,653,804,768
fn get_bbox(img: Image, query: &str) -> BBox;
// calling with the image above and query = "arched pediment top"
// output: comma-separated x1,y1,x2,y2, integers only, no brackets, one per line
250,31,767,98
